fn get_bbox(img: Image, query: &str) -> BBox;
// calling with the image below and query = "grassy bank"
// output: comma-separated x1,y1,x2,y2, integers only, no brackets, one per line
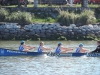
0,8,100,25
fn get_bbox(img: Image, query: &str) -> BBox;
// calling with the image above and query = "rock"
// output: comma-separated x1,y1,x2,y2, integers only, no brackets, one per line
30,31,35,35
40,33,46,38
48,24,55,28
93,25,98,28
10,30,17,34
70,32,74,35
81,25,93,30
62,32,67,36
0,28,4,31
40,30,45,33
46,30,51,33
52,30,57,34
2,23,20,29
82,29,86,32
32,25,38,29
37,25,42,30
77,30,82,33
69,24,76,28
42,25,48,30
88,24,93,28
67,29,72,32
4,29,9,33
57,28,62,31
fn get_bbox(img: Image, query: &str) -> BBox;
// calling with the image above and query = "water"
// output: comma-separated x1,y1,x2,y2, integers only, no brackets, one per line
0,41,100,75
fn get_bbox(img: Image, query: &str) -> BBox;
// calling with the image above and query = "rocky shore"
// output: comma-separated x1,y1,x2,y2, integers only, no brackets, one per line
0,23,100,40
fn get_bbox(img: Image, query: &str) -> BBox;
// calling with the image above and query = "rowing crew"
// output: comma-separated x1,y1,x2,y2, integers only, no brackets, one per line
19,41,100,53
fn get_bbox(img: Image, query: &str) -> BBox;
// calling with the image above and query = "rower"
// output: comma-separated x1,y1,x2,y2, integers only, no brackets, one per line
38,42,52,53
76,43,90,53
91,41,100,53
55,42,73,53
19,40,35,52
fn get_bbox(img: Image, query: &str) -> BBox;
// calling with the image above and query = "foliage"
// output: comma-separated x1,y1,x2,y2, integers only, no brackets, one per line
57,9,96,26
95,6,100,14
0,8,32,25
0,8,9,22
77,10,96,25
7,11,32,25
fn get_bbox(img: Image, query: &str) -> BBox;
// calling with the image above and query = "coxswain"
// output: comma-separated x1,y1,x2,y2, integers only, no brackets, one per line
91,41,100,53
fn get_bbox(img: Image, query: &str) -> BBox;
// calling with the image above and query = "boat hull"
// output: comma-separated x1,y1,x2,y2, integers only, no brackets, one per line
0,48,100,57
0,48,45,56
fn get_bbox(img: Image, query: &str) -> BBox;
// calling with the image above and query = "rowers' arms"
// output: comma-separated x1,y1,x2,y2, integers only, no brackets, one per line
60,47,73,51
41,46,52,50
81,48,90,53
23,45,35,49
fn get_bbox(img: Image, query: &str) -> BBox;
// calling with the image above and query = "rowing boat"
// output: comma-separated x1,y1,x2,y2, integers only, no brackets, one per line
0,48,100,57
0,48,46,56
47,52,100,57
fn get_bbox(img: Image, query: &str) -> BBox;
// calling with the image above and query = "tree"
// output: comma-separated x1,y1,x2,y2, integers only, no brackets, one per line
18,0,20,7
81,0,88,8
34,0,38,7
24,0,27,7
48,0,52,6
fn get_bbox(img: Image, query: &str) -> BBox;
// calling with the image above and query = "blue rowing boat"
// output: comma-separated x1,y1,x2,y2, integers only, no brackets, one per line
0,48,100,57
0,48,46,56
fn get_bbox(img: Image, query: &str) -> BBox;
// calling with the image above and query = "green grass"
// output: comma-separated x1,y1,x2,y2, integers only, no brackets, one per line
32,17,56,23
1,4,99,8
73,4,99,8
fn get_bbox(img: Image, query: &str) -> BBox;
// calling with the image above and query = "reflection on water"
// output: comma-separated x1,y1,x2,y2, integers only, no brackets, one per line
0,41,100,75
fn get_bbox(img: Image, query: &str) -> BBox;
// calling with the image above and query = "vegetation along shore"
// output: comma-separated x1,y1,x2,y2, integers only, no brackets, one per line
0,5,100,40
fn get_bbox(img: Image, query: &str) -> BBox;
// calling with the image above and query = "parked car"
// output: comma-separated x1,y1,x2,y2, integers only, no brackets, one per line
0,0,2,4
38,0,67,5
88,0,100,4
0,0,29,5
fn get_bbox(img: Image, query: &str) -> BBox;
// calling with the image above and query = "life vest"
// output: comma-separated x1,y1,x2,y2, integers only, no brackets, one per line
19,45,24,51
38,46,43,53
92,45,100,53
76,47,81,53
55,46,61,53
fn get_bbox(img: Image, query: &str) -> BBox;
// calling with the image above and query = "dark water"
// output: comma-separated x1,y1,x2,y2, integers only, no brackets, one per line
0,41,100,75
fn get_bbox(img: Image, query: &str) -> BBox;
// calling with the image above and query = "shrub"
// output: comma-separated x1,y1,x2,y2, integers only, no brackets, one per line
57,10,96,26
95,6,100,14
57,10,78,25
7,11,32,25
78,10,96,25
97,19,100,23
0,8,9,22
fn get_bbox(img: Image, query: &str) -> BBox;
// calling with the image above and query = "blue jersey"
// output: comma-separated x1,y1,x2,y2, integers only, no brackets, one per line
76,47,81,53
55,46,61,53
38,46,43,53
19,45,24,51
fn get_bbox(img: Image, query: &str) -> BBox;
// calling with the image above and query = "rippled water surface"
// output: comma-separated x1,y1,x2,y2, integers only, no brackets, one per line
0,41,100,75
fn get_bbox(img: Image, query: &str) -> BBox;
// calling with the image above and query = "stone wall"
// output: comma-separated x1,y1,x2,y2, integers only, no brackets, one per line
0,23,100,40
